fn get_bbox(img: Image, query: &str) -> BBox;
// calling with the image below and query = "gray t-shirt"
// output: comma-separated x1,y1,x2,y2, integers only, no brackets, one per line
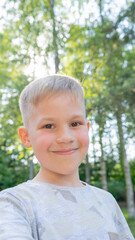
0,181,134,240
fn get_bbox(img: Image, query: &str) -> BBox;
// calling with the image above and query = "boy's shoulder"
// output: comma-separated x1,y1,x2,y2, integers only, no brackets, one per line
84,184,120,214
0,181,34,200
0,181,116,207
86,183,115,201
0,181,114,197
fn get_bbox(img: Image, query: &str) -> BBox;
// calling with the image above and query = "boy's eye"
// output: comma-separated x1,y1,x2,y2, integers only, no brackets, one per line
71,122,80,127
43,124,54,129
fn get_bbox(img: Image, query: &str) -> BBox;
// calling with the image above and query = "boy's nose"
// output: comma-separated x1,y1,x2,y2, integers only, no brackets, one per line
56,127,74,144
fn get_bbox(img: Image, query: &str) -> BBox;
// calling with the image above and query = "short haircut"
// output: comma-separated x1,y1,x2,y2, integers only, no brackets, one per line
19,74,85,128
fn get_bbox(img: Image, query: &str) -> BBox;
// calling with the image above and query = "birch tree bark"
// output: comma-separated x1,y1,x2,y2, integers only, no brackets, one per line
95,105,108,191
49,0,60,73
91,119,97,163
116,106,135,218
99,128,108,191
85,154,90,184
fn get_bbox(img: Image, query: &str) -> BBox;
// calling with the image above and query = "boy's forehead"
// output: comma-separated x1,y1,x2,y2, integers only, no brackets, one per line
31,92,85,116
36,91,85,107
26,93,86,128
42,91,81,100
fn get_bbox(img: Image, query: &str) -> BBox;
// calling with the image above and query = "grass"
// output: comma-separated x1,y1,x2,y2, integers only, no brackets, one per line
122,208,135,237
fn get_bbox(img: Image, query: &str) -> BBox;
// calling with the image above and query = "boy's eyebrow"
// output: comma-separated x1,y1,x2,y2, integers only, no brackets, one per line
69,114,86,120
36,117,55,127
38,114,85,123
38,117,56,123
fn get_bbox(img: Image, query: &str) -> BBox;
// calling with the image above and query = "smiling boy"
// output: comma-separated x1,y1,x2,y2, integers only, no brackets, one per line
0,75,134,240
19,75,89,187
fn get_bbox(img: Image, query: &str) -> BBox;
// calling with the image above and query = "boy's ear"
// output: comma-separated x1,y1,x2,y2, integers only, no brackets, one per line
18,127,32,148
87,121,90,130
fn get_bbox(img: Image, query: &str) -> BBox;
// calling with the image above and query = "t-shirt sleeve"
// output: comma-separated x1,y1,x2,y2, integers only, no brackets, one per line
0,191,34,240
112,197,134,240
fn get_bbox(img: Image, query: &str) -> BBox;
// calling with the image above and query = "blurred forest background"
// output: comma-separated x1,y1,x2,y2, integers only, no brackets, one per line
0,0,135,225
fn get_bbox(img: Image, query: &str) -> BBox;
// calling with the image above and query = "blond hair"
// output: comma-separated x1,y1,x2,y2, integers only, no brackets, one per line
19,74,85,128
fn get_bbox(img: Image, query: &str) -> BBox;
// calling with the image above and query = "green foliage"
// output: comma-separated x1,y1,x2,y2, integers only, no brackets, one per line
79,162,86,182
0,0,135,209
108,180,126,201
129,159,135,191
107,160,124,181
0,23,31,190
0,146,30,190
79,160,127,202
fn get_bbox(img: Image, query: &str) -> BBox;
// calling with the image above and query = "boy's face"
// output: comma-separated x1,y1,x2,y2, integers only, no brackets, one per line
19,93,89,184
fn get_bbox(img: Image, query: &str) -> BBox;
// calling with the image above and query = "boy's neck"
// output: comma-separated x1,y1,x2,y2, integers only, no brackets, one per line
32,169,83,188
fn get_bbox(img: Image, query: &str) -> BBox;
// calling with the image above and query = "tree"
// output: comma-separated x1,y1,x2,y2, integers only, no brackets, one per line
61,1,135,217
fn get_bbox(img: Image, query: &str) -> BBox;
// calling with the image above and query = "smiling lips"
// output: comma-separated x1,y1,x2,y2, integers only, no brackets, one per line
52,148,78,155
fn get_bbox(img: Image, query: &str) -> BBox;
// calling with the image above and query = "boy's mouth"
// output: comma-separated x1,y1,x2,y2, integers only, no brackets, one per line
52,148,78,155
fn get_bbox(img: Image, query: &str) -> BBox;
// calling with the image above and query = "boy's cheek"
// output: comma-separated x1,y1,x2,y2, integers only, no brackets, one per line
31,135,54,150
78,130,89,146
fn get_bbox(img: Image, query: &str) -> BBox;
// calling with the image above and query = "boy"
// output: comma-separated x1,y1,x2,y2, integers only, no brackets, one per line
0,75,134,240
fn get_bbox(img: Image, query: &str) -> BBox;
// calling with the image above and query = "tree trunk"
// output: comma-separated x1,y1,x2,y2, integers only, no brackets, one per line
116,107,135,218
98,0,104,25
49,0,60,73
91,119,97,163
99,129,108,191
85,154,90,184
29,159,34,180
108,122,114,161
